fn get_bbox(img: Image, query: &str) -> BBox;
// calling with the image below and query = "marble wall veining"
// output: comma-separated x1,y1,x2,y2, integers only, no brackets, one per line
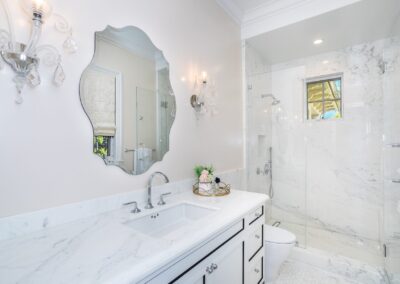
245,36,400,276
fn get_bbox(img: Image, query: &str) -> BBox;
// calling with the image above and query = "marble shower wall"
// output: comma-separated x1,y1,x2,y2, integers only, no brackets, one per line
245,37,400,270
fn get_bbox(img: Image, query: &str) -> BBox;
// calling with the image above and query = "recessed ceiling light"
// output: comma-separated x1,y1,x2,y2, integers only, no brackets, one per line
313,39,324,45
322,60,329,64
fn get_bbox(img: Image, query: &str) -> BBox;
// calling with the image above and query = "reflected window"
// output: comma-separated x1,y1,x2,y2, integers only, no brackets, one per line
306,75,342,120
94,136,112,158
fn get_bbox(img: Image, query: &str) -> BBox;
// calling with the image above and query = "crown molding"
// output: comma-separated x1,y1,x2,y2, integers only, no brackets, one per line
215,0,361,39
243,0,312,25
215,0,243,25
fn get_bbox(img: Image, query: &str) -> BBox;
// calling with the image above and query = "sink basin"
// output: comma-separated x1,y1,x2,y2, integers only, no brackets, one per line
124,202,218,240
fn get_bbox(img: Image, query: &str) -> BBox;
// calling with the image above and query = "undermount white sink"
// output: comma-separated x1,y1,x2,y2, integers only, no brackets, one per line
124,202,218,240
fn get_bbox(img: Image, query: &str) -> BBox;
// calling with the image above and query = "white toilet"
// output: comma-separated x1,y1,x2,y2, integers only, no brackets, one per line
264,225,296,282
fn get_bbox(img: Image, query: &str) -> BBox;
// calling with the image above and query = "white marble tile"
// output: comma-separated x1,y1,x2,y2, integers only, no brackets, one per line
288,247,388,284
246,36,400,271
0,169,244,241
0,189,267,284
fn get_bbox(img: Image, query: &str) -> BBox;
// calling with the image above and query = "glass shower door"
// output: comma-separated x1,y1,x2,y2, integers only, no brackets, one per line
135,87,157,174
246,68,308,248
383,38,400,283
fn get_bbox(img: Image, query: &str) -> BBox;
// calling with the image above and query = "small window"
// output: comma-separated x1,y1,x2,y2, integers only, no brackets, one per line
306,75,342,120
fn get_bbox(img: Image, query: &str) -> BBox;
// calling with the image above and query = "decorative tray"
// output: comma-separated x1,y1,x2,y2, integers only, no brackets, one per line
192,182,231,197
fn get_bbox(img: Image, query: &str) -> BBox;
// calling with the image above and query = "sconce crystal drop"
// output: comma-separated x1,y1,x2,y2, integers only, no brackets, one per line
63,34,78,54
27,66,41,87
0,0,77,103
53,63,65,86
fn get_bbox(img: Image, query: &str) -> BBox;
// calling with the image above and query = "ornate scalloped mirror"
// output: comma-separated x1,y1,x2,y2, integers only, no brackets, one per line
80,26,176,175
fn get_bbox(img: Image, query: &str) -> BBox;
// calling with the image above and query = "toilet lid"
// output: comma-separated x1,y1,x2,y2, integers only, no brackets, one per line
264,225,296,244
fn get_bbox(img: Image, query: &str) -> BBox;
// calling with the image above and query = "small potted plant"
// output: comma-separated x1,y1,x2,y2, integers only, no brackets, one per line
194,165,214,193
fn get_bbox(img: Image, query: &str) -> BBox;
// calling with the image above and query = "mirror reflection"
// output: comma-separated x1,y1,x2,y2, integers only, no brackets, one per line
80,26,176,175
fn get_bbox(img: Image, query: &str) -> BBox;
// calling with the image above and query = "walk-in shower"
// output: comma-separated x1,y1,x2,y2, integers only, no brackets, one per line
245,0,400,282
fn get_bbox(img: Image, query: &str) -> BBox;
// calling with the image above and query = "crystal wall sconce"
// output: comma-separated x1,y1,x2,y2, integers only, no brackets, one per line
0,0,77,103
190,71,218,116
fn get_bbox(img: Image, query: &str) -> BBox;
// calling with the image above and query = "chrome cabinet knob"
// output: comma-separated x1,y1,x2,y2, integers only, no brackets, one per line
254,268,260,273
255,234,261,239
206,263,218,274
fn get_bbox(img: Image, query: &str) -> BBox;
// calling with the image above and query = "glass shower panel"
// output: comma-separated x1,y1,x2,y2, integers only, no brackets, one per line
269,66,307,248
303,43,385,267
246,60,307,248
135,87,156,174
383,37,400,283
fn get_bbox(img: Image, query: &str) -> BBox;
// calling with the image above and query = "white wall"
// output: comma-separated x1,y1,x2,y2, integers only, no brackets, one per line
0,0,243,217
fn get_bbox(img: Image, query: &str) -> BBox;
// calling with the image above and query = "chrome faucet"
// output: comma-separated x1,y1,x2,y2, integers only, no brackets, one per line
145,171,169,209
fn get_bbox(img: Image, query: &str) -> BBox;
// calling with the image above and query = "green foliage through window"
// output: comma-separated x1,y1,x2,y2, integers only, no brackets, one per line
307,76,342,120
94,136,111,158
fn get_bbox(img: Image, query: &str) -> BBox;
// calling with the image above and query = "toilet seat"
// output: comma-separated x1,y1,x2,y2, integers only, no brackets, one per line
264,225,296,244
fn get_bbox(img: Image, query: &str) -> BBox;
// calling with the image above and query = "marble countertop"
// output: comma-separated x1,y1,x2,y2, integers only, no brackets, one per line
0,189,268,284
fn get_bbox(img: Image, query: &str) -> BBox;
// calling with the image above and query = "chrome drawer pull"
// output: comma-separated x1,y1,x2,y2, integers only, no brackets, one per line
206,263,218,274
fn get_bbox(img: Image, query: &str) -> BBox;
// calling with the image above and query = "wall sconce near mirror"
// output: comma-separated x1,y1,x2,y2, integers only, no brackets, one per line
0,0,77,103
190,71,218,116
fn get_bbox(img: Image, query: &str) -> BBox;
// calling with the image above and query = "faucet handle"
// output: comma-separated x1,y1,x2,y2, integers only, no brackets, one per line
158,192,171,206
123,201,141,213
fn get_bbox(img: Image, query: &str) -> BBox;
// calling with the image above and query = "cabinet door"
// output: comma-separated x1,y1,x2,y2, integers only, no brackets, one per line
173,240,244,284
206,241,244,284
145,220,244,284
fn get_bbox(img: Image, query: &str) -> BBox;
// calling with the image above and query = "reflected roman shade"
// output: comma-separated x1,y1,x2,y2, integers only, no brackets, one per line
81,67,116,136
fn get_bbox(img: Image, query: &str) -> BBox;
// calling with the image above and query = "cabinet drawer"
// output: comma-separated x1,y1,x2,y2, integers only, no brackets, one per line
248,205,264,226
247,224,263,261
145,219,244,283
247,251,263,284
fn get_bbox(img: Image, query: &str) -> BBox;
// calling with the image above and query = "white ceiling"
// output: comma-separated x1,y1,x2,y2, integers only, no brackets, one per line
246,0,400,64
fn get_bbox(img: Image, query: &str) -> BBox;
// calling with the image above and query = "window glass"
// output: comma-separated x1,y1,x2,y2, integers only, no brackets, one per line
306,76,342,120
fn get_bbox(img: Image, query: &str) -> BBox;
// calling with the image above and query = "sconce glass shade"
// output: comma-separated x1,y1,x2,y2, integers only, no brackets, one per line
20,0,52,19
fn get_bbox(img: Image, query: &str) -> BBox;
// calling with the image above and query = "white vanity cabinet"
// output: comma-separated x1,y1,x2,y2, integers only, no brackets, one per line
174,237,244,284
142,204,265,284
